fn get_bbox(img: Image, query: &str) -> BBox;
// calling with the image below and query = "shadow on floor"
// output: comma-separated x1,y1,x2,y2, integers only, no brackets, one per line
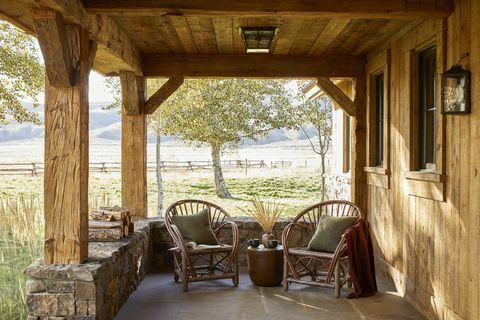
115,272,425,320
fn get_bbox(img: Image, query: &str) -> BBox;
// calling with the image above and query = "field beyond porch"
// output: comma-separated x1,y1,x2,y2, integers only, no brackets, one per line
0,168,331,319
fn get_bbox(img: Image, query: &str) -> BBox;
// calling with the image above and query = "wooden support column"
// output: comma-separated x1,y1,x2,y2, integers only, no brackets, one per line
120,71,147,217
34,10,96,264
351,77,368,213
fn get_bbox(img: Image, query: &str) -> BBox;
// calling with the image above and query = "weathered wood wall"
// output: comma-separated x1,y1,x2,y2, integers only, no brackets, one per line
366,0,479,319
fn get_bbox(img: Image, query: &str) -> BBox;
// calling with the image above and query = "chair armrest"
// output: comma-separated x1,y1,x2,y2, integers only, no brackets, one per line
169,224,189,253
282,222,305,252
325,237,348,283
215,220,239,248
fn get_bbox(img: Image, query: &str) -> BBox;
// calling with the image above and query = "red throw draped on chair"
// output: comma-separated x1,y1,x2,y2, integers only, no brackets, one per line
343,219,377,298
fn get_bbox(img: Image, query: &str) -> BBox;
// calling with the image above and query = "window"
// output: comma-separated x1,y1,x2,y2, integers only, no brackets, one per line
375,73,384,166
418,47,437,170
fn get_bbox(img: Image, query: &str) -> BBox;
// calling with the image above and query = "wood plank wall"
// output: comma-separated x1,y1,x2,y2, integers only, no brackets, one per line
366,0,479,319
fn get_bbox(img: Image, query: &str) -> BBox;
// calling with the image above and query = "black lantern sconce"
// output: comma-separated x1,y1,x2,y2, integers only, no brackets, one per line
441,64,470,114
240,27,277,53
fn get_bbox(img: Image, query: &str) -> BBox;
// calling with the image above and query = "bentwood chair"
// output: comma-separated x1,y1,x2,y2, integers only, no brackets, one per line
165,199,239,291
282,200,362,297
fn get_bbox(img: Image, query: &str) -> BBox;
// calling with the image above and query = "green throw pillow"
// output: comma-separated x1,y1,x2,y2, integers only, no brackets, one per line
171,209,219,245
308,215,358,253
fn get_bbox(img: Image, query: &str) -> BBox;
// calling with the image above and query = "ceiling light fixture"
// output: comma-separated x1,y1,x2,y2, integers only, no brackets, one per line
240,27,278,53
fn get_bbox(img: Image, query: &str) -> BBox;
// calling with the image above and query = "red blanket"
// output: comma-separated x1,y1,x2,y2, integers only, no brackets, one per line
343,219,377,298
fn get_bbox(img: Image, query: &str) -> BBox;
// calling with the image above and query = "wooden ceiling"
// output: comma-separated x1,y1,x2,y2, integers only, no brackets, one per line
113,16,411,56
1,0,453,77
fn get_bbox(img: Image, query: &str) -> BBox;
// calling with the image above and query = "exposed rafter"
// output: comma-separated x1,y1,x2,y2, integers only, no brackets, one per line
316,77,355,116
17,0,142,75
83,0,453,19
145,77,184,114
142,54,365,78
309,19,350,55
33,10,74,86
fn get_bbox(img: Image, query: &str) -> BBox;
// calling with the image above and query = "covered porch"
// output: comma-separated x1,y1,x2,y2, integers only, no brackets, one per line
115,272,422,320
2,0,479,319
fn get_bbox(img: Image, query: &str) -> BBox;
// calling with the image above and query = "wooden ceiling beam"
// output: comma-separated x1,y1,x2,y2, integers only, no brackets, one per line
83,0,453,19
145,77,184,114
18,0,142,75
142,54,365,78
316,77,355,116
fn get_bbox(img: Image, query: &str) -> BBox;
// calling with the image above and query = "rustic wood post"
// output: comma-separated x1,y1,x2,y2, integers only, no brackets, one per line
120,71,147,217
34,10,96,264
351,77,368,213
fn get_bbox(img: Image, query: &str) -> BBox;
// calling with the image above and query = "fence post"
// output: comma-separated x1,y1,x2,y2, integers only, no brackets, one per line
245,158,248,176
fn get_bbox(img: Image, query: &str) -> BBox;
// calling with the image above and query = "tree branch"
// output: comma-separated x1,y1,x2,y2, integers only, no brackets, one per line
301,125,321,155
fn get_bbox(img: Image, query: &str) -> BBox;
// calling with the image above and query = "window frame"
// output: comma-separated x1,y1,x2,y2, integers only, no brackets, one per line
418,46,438,171
404,32,446,202
364,49,391,189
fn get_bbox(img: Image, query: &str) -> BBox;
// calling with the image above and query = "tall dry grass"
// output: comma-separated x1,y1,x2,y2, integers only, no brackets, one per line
238,196,285,233
0,195,43,320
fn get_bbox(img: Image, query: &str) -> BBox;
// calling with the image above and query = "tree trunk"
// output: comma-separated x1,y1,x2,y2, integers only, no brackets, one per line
320,154,326,201
156,133,164,216
211,145,231,198
318,127,327,201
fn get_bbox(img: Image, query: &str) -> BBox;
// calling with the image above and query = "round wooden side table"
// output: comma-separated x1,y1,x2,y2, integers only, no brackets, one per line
247,245,284,286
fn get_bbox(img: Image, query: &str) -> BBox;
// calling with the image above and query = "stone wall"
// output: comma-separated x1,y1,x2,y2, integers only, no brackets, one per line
24,220,152,320
24,217,310,319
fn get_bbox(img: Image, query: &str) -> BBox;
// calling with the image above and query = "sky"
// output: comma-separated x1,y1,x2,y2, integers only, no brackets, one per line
37,71,116,103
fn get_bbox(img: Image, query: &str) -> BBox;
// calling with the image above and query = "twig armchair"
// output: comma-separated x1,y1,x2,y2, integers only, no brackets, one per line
165,199,239,291
282,200,362,297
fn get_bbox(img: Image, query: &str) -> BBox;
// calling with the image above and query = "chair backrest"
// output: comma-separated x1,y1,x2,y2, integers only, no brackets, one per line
292,200,363,234
165,199,232,234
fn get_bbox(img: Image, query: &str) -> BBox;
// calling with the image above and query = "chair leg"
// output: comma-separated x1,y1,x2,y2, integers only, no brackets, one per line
233,255,239,287
283,256,289,291
182,253,189,291
173,253,179,282
334,261,341,298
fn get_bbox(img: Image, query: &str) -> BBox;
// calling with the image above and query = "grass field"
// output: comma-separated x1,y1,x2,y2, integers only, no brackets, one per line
0,169,323,319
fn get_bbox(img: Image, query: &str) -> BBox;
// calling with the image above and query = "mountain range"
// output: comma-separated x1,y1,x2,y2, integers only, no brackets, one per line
0,102,317,145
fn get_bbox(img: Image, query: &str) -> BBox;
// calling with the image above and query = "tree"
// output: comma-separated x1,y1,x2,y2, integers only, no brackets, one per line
0,21,43,125
297,95,333,201
161,79,295,198
146,79,167,216
104,78,296,200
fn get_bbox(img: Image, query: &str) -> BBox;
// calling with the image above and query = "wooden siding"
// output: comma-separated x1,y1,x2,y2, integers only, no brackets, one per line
366,0,479,319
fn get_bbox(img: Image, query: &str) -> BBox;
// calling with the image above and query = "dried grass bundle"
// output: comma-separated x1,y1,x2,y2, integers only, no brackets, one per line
238,196,284,233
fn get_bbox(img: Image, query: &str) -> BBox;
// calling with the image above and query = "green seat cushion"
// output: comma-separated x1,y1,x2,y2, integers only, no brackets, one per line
171,209,219,245
307,215,358,253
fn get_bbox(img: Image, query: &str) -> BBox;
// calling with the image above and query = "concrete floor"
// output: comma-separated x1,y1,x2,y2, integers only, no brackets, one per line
115,272,425,320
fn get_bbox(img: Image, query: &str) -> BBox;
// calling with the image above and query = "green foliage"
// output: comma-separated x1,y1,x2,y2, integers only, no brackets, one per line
103,77,121,111
296,95,333,157
0,22,43,125
160,79,296,150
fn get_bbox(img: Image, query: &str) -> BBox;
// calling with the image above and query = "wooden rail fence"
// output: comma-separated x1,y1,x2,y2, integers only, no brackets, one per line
0,159,293,176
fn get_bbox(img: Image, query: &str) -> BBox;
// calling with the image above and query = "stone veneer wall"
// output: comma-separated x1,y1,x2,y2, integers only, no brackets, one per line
25,216,309,319
24,219,152,320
